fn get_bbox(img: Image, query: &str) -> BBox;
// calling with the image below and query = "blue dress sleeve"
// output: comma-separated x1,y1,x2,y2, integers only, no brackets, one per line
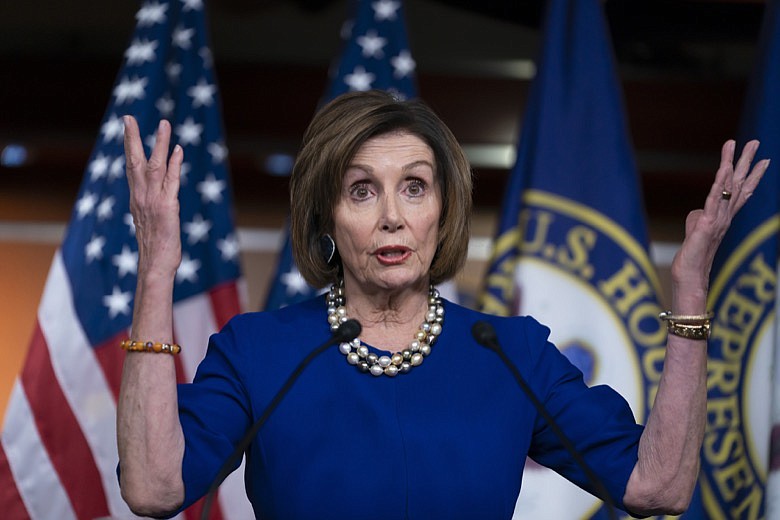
517,317,644,512
175,316,254,512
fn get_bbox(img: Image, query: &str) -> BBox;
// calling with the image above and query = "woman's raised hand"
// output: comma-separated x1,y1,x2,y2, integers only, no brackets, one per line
671,140,770,289
123,116,183,281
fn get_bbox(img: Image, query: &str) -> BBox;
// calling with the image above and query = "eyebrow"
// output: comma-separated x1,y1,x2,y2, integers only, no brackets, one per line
346,160,435,174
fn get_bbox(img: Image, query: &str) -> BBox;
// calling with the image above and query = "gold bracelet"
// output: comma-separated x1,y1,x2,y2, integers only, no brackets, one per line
120,339,181,355
658,311,713,341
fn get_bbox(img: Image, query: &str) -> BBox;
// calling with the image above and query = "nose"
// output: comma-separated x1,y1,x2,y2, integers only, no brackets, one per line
380,194,404,232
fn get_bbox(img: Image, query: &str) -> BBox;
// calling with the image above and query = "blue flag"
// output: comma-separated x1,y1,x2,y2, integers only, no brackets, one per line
264,0,418,310
693,2,780,519
0,1,250,517
479,0,665,517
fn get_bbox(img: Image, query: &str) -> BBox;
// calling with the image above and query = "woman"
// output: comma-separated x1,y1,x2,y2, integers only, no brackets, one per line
117,90,768,518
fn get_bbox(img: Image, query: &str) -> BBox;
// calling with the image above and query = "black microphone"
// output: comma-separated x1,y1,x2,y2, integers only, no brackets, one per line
201,319,361,520
471,321,618,520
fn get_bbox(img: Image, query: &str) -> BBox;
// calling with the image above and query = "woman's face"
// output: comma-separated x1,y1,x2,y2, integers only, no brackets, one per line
333,131,442,295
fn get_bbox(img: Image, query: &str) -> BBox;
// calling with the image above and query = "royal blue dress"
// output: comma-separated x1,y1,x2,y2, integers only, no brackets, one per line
173,296,643,519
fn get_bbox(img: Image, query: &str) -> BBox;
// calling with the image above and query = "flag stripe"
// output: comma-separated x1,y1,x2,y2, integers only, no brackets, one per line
94,331,130,401
174,292,219,382
210,282,241,329
0,418,33,520
37,253,132,517
2,382,76,520
22,322,109,519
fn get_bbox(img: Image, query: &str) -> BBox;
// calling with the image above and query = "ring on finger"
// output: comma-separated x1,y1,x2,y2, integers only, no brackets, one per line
721,190,732,201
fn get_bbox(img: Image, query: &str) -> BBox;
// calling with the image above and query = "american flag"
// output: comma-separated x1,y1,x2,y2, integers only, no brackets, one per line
264,0,421,310
0,1,251,518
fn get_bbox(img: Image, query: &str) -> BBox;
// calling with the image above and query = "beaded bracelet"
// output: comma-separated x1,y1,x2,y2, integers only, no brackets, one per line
658,311,714,341
120,339,181,355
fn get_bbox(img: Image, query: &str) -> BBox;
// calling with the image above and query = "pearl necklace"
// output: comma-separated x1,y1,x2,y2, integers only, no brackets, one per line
326,283,445,376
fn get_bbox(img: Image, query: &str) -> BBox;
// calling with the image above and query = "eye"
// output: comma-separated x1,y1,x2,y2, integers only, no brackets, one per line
405,179,426,197
348,182,372,201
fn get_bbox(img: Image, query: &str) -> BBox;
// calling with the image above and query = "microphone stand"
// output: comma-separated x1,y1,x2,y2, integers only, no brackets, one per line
200,319,361,520
471,321,619,520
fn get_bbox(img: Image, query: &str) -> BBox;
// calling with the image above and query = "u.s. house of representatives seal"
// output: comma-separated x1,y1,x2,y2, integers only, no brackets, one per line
482,190,665,520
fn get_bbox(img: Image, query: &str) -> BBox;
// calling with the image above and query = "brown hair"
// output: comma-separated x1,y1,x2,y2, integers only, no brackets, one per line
290,90,472,288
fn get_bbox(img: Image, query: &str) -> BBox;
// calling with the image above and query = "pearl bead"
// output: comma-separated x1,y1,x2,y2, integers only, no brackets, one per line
327,282,443,377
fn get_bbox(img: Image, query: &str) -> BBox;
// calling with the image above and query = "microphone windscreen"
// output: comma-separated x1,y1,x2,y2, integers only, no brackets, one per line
471,321,498,350
336,319,362,342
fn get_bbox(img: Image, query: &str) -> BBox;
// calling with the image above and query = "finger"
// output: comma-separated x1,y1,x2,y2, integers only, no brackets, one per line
732,140,760,190
123,115,146,190
164,144,183,198
733,158,770,213
147,120,173,182
703,140,735,216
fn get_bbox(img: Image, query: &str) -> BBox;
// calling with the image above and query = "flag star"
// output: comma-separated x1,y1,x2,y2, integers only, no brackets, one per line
180,162,191,185
172,25,195,49
387,87,407,101
176,253,201,283
156,94,175,118
97,196,115,221
197,173,226,203
344,66,375,91
199,47,213,68
207,141,228,163
175,117,203,146
281,266,310,297
391,50,415,78
217,234,239,262
101,114,125,143
114,76,148,105
85,234,106,263
136,1,168,26
145,132,157,152
124,213,136,235
357,30,387,58
125,38,158,65
109,156,125,181
76,192,98,218
89,153,111,181
103,286,133,319
166,61,183,82
183,214,212,244
181,0,203,11
187,78,217,108
373,0,400,21
112,245,138,278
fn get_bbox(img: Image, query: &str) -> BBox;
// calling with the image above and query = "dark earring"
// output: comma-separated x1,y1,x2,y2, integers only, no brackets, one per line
319,234,336,265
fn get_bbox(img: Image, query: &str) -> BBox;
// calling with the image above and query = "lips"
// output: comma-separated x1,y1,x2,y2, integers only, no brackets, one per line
374,246,412,265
